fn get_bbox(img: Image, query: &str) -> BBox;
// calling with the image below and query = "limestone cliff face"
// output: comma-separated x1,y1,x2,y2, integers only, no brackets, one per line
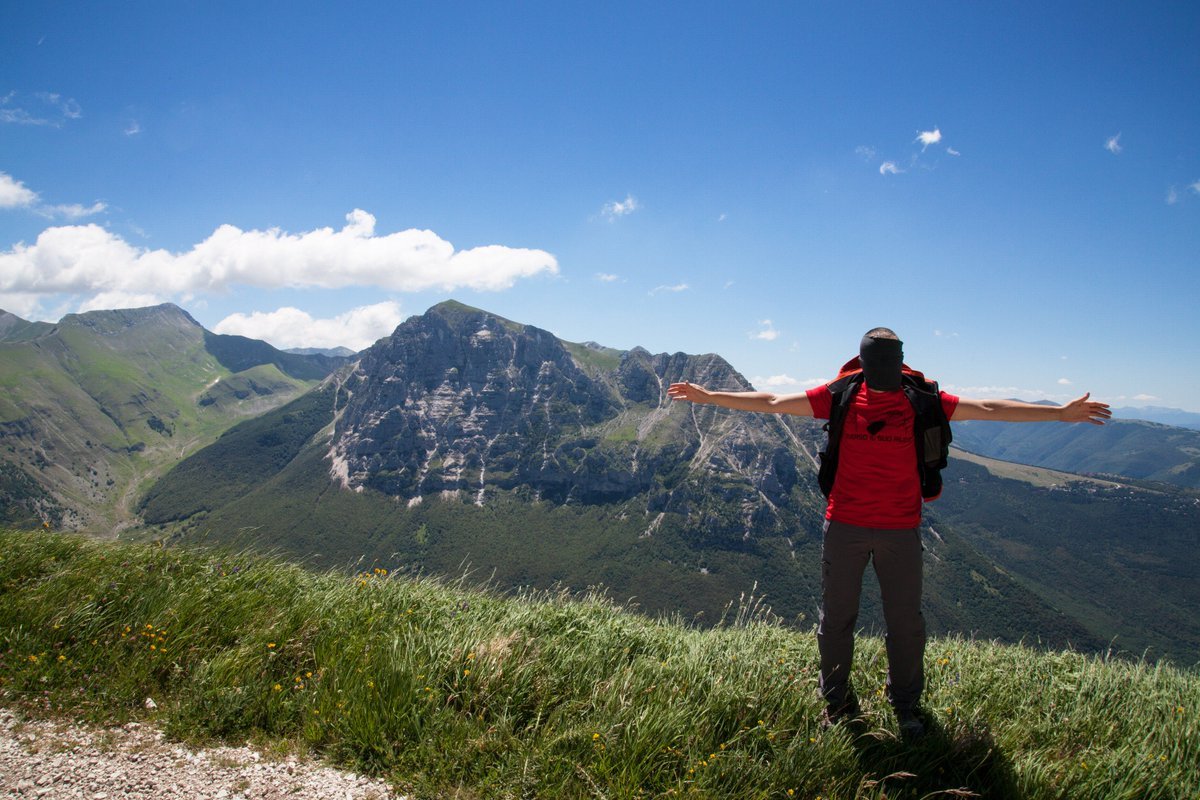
330,301,821,539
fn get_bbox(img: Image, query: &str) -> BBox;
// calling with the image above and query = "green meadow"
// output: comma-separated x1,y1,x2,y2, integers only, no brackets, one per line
1,528,1196,799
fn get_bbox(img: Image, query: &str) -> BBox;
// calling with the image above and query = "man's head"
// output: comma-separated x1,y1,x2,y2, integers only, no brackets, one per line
860,327,903,391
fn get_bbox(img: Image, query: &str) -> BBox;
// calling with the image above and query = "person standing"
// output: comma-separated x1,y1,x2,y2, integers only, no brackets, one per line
666,328,1110,738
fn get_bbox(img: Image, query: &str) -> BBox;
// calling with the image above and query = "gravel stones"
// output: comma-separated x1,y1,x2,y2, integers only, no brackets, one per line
1,710,404,799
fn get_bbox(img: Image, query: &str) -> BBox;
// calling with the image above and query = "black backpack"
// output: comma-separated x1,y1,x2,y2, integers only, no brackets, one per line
816,365,952,500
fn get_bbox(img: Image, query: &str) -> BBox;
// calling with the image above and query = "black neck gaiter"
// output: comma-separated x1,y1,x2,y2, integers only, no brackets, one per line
859,335,904,391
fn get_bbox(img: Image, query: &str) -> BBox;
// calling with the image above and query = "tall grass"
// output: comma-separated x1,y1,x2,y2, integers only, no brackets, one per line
1,529,1196,799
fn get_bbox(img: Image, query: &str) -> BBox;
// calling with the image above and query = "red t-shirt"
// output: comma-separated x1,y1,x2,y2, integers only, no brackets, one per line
807,382,959,529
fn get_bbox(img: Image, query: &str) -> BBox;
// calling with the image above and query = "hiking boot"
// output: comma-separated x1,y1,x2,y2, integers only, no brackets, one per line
820,696,862,730
895,707,926,740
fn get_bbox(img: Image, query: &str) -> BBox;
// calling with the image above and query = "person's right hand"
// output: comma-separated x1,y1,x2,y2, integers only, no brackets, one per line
667,382,710,404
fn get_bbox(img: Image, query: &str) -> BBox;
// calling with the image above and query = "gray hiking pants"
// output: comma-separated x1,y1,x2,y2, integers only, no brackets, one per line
817,519,926,711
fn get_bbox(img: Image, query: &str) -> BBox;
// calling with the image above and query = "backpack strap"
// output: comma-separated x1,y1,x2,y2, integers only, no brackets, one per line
817,372,863,497
901,374,953,500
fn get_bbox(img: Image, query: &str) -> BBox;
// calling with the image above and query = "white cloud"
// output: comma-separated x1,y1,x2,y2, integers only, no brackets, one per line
649,283,689,295
0,92,82,127
595,272,620,283
40,201,107,220
77,291,166,313
942,384,1064,401
1105,133,1122,155
1167,186,1179,205
0,291,46,318
1057,378,1073,386
752,319,779,341
0,173,39,208
38,93,82,120
933,329,959,338
916,128,942,150
879,161,903,175
0,209,559,301
946,147,961,157
751,374,826,391
718,213,727,222
601,194,640,220
214,301,405,351
0,172,105,219
124,120,142,136
855,145,877,161
1132,394,1158,402
1191,180,1200,195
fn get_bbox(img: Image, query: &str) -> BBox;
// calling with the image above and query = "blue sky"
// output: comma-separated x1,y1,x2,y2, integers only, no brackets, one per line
2,2,1198,410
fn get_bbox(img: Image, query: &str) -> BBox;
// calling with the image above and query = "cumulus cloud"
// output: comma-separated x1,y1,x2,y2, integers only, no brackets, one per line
1105,133,1122,154
601,194,640,220
649,283,689,295
879,161,903,175
595,272,620,283
0,209,559,301
0,172,105,219
0,291,46,318
1132,393,1158,402
214,301,405,351
0,172,38,208
1057,378,1073,386
916,128,942,150
752,319,779,341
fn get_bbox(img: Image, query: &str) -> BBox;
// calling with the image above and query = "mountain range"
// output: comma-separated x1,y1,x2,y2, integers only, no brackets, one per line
3,301,1198,663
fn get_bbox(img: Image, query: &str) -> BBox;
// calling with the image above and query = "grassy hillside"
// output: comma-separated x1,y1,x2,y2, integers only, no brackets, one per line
1,530,1196,799
0,305,332,531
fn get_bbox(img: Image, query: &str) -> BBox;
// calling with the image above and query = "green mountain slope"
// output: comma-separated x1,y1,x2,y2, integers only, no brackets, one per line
0,304,345,531
927,455,1200,663
952,417,1200,488
0,308,53,342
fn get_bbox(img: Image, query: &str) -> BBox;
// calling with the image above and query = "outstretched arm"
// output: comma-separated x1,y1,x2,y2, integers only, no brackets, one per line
666,382,815,417
952,392,1111,425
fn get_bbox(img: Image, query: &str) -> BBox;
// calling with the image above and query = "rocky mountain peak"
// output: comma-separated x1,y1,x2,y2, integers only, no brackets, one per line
60,303,202,335
327,302,817,540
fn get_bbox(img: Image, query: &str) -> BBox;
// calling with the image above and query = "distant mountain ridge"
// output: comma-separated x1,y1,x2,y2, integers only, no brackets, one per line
952,416,1200,488
1113,406,1200,430
285,346,357,358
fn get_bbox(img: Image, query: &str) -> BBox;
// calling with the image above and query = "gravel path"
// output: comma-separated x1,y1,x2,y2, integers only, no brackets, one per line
1,709,406,799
